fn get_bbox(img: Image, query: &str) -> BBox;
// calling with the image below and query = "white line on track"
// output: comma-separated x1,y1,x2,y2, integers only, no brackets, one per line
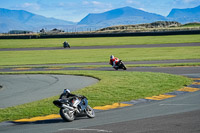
58,128,112,132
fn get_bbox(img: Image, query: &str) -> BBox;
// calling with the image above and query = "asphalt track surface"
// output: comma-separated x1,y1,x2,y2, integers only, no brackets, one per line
2,59,200,68
0,42,200,133
0,75,99,108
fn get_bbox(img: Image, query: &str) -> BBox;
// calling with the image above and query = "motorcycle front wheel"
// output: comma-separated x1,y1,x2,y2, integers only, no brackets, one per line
121,62,127,70
85,105,95,118
60,108,75,122
123,65,127,70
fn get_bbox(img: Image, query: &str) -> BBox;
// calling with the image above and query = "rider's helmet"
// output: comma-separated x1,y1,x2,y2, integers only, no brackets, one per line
110,55,114,59
63,89,71,94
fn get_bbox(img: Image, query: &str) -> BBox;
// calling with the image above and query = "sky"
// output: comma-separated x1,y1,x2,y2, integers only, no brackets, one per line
1,0,200,22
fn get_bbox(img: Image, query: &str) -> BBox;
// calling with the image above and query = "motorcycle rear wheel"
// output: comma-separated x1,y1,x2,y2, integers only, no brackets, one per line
60,108,75,122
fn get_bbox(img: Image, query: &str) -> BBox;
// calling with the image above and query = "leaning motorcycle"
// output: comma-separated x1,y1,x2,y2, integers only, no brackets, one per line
63,42,70,48
114,60,127,70
53,94,95,122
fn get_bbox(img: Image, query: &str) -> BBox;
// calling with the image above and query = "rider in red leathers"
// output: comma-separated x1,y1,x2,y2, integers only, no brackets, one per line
109,55,120,69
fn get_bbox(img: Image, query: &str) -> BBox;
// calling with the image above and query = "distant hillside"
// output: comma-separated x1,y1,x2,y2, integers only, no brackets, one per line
99,21,182,31
78,6,167,27
0,8,75,33
167,5,200,24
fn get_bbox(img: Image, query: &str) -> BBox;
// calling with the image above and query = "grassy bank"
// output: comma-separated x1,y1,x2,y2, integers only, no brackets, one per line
0,71,191,122
181,23,200,27
0,34,199,49
0,46,200,66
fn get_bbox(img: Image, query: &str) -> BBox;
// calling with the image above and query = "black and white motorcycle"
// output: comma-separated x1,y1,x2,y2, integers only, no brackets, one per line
63,41,70,48
53,91,95,122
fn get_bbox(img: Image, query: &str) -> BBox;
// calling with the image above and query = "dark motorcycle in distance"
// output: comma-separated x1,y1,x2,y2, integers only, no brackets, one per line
114,60,127,70
63,41,70,48
53,94,95,122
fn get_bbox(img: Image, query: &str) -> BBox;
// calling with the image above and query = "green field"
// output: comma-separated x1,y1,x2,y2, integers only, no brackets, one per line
0,34,199,48
0,46,200,66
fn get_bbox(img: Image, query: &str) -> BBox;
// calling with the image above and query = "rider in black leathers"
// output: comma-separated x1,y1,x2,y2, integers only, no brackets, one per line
59,89,86,111
59,89,76,99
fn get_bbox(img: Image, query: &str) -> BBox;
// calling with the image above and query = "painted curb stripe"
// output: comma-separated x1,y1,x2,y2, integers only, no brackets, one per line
177,87,200,92
192,82,200,85
12,68,32,70
145,94,176,100
13,103,132,122
93,103,132,110
192,78,200,80
14,114,60,122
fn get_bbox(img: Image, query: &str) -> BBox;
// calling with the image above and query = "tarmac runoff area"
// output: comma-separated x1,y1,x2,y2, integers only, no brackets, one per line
0,74,99,108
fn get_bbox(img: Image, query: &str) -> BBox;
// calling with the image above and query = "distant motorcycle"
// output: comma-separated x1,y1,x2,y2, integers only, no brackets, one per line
114,60,127,70
53,94,95,122
63,41,70,48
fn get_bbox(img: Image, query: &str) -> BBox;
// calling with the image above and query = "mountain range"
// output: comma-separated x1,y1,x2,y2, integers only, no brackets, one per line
78,6,167,26
0,5,200,33
167,5,200,23
0,8,75,33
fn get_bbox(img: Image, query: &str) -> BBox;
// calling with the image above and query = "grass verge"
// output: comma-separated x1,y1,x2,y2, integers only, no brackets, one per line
0,46,200,66
0,34,199,48
0,70,191,122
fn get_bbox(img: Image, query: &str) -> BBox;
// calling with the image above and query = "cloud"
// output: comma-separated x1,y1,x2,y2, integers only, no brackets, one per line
20,3,40,11
82,1,113,12
126,0,140,5
83,1,90,5
83,1,104,6
138,8,146,11
173,0,200,5
91,1,102,5
58,2,65,7
183,0,199,3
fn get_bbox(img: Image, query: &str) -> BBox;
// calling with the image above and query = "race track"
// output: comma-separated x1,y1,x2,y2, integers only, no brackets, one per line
0,42,200,133
1,73,199,133
0,74,98,108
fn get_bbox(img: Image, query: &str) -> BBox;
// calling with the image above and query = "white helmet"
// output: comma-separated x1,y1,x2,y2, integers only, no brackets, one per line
64,89,70,93
110,55,114,59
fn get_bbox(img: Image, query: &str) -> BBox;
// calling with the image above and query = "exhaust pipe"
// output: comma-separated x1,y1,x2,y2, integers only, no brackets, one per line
62,104,74,111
